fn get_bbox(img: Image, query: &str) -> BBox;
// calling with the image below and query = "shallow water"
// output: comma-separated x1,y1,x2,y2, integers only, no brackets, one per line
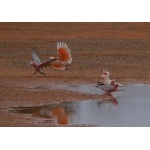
10,84,150,127
30,84,106,95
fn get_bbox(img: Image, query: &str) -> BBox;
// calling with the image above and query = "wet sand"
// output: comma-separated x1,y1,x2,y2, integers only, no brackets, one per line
0,22,150,126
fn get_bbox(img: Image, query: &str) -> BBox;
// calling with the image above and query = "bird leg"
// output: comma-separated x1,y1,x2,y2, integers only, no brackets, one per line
40,72,46,77
65,64,69,70
43,73,46,77
32,71,37,76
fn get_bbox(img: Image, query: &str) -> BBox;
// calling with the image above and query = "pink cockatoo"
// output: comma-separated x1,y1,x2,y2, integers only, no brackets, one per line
96,81,119,95
49,42,72,70
30,42,72,76
30,52,57,76
101,69,123,87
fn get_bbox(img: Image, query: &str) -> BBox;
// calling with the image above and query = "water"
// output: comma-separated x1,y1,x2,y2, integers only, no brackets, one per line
29,84,104,95
10,84,150,126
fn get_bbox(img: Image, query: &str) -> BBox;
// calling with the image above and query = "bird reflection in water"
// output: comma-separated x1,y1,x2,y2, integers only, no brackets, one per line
11,103,75,125
34,104,76,125
10,96,118,126
97,94,118,107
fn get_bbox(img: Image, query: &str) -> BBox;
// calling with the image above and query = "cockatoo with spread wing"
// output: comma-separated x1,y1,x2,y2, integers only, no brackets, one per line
30,52,57,76
49,42,72,70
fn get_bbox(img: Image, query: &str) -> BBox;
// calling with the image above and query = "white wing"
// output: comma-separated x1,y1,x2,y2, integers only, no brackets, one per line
50,60,66,70
32,52,42,65
97,82,113,91
56,42,72,64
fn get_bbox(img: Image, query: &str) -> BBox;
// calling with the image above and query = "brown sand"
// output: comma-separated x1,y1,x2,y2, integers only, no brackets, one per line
0,22,150,126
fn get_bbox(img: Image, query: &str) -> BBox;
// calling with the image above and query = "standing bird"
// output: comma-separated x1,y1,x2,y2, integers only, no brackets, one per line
49,42,72,70
101,69,123,87
30,52,57,76
96,81,119,95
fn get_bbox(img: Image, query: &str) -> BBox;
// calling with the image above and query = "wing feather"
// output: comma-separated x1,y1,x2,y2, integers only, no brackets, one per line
39,60,52,68
57,42,72,64
97,82,113,91
50,61,66,70
32,52,42,65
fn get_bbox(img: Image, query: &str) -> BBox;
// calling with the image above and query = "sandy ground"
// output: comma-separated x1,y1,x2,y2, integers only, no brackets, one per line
0,22,150,126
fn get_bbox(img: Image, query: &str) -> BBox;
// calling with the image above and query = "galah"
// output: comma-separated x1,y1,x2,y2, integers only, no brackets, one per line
49,42,72,70
30,52,57,76
96,81,119,95
101,69,123,87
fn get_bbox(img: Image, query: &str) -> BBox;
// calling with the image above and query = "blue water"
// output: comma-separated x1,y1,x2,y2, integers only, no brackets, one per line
10,84,150,127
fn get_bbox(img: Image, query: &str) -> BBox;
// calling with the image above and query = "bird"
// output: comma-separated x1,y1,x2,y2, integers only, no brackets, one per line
49,42,72,70
30,52,57,76
96,81,119,95
101,69,123,87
